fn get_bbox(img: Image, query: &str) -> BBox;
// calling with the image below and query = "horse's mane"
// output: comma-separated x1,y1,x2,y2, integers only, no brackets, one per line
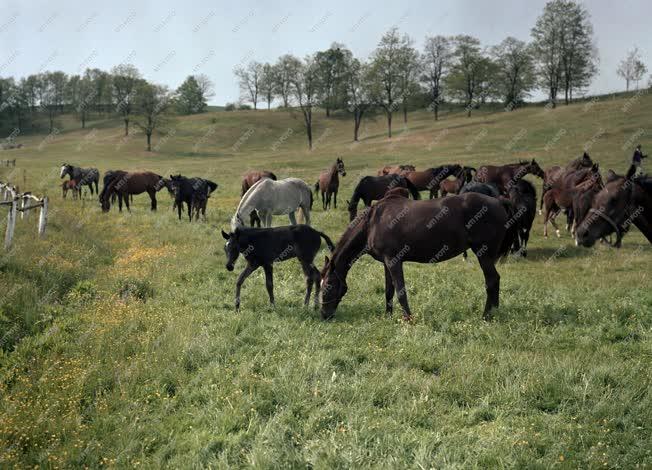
330,209,370,275
235,177,267,215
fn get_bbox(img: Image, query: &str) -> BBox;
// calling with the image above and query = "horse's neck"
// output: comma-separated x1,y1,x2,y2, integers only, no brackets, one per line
330,165,338,181
332,218,369,278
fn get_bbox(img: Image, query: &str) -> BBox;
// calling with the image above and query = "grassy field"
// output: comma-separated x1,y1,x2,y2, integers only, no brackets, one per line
1,95,651,468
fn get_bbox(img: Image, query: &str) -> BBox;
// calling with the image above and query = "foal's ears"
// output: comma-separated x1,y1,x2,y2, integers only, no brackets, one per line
221,230,230,240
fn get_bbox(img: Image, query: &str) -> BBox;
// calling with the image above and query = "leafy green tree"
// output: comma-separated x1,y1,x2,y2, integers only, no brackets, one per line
134,82,171,151
234,61,262,109
446,35,488,117
290,55,319,149
421,35,452,120
314,43,351,117
111,64,141,135
176,75,208,114
492,37,535,109
259,63,276,110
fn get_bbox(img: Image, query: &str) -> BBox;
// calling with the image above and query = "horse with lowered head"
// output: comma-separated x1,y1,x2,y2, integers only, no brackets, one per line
100,171,165,212
315,157,346,210
60,163,99,196
321,187,517,321
474,159,544,194
232,177,313,230
167,175,218,221
347,174,421,221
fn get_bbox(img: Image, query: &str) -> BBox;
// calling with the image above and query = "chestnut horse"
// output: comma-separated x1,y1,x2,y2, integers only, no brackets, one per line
321,188,516,321
100,171,165,212
346,175,421,221
241,170,277,197
576,165,652,247
377,164,415,176
438,166,476,196
474,159,544,194
315,158,346,210
404,164,463,199
540,152,594,213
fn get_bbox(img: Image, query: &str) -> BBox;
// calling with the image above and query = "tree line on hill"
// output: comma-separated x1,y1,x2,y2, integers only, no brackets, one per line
233,0,650,148
0,65,214,150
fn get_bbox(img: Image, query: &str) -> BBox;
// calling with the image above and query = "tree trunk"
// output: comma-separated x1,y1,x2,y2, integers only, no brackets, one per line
353,111,361,141
387,111,392,138
326,105,330,118
403,103,408,123
146,132,151,151
434,104,439,121
307,122,312,149
81,114,86,129
124,118,129,136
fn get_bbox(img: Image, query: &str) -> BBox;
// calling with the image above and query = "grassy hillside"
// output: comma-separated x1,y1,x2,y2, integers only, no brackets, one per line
1,95,651,468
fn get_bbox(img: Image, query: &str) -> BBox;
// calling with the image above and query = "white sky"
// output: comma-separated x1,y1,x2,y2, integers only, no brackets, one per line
1,0,650,104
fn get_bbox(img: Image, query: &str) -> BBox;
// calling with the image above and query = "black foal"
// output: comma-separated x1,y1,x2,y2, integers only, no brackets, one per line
222,225,334,311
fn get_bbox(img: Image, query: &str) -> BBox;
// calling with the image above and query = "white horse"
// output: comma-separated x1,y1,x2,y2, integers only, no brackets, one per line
231,177,313,230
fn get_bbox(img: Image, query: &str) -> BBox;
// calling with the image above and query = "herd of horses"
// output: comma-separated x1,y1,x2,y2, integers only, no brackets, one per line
60,153,652,321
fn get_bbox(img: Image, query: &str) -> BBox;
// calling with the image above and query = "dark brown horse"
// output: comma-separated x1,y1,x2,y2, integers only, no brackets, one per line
474,159,544,194
241,170,277,197
346,175,421,221
377,164,415,176
438,166,476,196
321,188,516,321
404,164,463,199
315,158,346,210
100,171,165,212
542,164,601,237
540,152,594,213
576,165,652,247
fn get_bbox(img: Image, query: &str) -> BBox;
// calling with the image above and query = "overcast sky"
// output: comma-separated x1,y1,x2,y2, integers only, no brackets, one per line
1,0,650,105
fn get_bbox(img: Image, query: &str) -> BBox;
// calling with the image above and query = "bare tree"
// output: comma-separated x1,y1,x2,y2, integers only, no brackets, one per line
618,47,648,91
421,35,451,120
111,64,141,135
343,57,371,141
559,1,597,103
260,63,276,109
397,39,421,123
195,74,215,103
290,55,319,149
234,61,262,109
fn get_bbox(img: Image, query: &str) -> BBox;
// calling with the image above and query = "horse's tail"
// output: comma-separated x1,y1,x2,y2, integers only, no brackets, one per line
498,199,520,259
309,189,314,210
403,178,421,200
314,180,320,194
318,231,335,252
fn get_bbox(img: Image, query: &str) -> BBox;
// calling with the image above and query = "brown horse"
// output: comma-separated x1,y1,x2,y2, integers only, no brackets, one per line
438,166,476,196
576,165,652,247
315,158,346,210
377,164,416,176
100,171,164,212
404,164,463,199
542,164,601,237
241,170,277,196
62,180,79,200
540,152,594,213
474,159,545,194
321,188,517,321
346,175,421,221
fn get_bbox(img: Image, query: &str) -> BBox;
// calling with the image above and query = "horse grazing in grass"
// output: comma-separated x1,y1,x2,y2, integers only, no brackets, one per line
540,152,594,213
320,188,517,321
507,180,537,256
315,157,346,210
576,165,652,248
60,163,99,196
62,180,79,199
100,170,132,206
377,164,415,176
168,175,218,221
542,164,602,238
404,164,463,199
474,159,544,194
100,171,165,212
232,178,313,230
346,175,421,221
222,225,334,311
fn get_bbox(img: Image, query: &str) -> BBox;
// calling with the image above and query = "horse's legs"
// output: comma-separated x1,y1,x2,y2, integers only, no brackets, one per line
383,263,395,315
262,263,275,306
385,259,411,321
311,264,321,309
565,208,573,232
300,261,313,306
187,201,192,222
118,193,123,212
476,254,500,321
265,212,273,228
303,206,311,226
235,262,257,311
148,190,157,211
95,181,99,194
288,211,297,225
124,193,131,212
321,191,326,210
333,190,337,209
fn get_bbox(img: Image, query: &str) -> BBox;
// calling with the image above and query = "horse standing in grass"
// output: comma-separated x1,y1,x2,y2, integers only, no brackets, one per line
346,175,421,221
474,159,544,194
100,171,165,212
404,164,463,199
315,157,346,210
60,163,100,196
222,225,334,311
439,167,476,196
168,175,218,221
540,152,594,213
232,178,313,229
62,180,79,199
576,166,652,247
241,170,277,227
508,180,537,256
320,188,517,321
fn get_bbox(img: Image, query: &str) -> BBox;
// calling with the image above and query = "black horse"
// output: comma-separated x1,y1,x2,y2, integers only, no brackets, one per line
168,175,218,221
100,170,131,206
347,174,421,221
507,180,537,257
222,225,334,311
60,163,99,195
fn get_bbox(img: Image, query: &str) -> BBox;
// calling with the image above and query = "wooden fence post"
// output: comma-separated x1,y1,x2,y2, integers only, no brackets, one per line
38,197,48,238
5,198,16,250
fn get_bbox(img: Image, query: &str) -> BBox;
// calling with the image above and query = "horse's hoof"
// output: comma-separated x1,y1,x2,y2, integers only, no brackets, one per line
555,229,561,238
538,210,542,216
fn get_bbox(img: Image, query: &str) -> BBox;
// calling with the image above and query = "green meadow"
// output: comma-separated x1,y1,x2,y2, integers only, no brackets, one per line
1,95,651,468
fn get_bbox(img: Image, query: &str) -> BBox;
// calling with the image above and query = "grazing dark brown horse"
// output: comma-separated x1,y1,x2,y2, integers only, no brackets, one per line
474,159,544,194
100,171,165,212
315,158,346,210
540,152,594,213
321,188,516,321
542,164,601,238
404,164,463,199
576,165,652,247
346,175,421,221
222,225,334,311
377,164,415,176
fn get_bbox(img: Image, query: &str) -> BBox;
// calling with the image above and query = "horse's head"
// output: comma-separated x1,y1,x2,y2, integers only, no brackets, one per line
320,255,347,320
527,159,545,179
221,230,241,271
336,157,346,177
60,163,71,179
346,199,357,222
575,166,636,248
581,152,593,166
100,191,111,212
